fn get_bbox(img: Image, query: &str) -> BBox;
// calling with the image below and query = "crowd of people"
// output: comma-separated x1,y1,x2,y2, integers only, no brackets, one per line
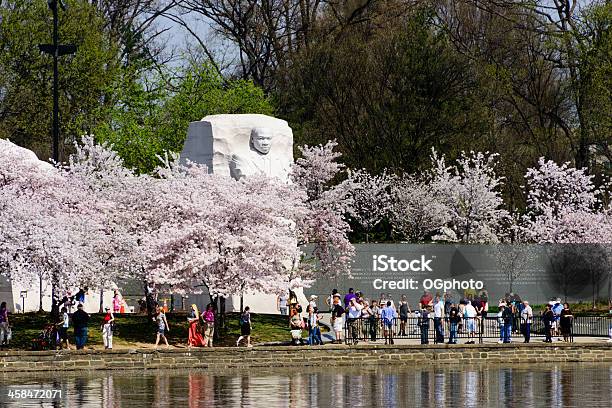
292,288,591,346
1,287,610,350
0,287,219,350
317,288,493,345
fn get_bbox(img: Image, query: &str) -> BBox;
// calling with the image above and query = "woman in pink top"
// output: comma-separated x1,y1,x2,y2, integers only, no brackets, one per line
201,304,215,347
112,291,122,313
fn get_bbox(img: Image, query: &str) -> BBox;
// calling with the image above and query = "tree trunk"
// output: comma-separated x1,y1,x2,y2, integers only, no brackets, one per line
39,275,43,312
592,269,596,310
219,296,226,330
50,271,60,322
211,294,221,342
608,271,612,309
143,280,155,319
99,287,105,313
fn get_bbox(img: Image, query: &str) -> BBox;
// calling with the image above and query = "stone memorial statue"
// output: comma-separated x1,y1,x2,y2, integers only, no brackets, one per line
180,114,301,314
180,114,293,182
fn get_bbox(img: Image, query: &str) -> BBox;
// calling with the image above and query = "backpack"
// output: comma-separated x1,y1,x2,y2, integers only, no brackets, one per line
333,304,345,318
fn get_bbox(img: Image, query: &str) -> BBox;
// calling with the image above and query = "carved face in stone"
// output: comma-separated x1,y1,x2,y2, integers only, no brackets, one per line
250,127,273,155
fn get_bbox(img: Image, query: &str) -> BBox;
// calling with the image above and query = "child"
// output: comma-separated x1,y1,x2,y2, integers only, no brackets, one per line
154,306,170,348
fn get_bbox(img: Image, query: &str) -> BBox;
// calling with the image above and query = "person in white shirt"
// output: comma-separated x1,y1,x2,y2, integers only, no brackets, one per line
58,306,70,350
277,293,288,316
308,295,318,310
326,289,339,312
347,298,363,345
360,299,372,342
433,296,445,343
464,301,477,344
520,301,533,343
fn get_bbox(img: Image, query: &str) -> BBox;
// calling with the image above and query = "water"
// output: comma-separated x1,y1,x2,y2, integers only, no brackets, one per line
1,363,611,407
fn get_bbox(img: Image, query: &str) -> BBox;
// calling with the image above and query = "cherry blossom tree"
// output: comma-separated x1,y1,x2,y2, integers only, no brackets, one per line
140,156,308,298
389,174,449,242
521,158,610,241
2,136,358,314
524,158,602,218
429,149,509,243
0,139,116,312
291,140,355,277
346,168,395,242
521,158,611,303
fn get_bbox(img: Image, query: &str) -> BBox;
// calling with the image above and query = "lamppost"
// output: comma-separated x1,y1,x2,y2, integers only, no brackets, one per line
38,0,76,315
38,0,76,163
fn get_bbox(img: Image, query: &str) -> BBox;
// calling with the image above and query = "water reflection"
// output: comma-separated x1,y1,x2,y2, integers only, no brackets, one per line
2,363,611,407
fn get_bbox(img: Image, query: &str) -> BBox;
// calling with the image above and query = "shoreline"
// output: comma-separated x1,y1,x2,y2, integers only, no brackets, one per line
1,342,611,373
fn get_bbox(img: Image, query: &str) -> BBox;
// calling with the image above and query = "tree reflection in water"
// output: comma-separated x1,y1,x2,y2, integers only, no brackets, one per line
1,364,611,407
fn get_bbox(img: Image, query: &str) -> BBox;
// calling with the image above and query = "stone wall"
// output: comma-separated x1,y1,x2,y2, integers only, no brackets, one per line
1,343,611,372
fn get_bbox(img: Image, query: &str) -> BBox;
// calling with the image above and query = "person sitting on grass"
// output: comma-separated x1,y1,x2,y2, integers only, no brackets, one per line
237,306,252,347
154,305,170,348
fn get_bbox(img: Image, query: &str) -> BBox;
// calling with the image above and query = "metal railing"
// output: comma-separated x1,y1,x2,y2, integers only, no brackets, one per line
341,315,612,345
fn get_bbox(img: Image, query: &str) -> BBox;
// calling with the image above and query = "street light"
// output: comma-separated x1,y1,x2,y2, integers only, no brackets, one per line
38,0,77,163
20,291,27,314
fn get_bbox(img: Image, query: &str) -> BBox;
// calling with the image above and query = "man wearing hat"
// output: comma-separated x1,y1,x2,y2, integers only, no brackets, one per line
520,301,533,343
308,295,318,310
101,306,115,349
501,303,514,343
72,303,90,350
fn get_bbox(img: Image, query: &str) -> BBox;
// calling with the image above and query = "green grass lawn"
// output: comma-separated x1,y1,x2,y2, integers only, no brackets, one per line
2,312,312,350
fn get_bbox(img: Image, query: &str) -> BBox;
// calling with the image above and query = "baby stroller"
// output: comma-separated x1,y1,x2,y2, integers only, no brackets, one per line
31,324,60,351
290,329,304,346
